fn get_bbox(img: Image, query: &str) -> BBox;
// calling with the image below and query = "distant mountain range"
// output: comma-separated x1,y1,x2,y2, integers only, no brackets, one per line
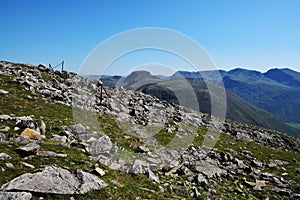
172,68,300,124
93,68,300,135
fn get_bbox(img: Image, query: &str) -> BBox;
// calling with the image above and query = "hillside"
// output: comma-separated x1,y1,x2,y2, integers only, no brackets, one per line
0,61,300,199
172,68,300,124
100,71,298,135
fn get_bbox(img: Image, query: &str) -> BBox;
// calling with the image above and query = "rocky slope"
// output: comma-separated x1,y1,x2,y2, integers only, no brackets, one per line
0,61,299,199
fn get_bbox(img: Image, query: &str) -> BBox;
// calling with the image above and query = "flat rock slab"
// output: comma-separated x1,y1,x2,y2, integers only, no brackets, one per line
0,191,32,200
1,165,107,194
15,143,40,156
193,162,227,178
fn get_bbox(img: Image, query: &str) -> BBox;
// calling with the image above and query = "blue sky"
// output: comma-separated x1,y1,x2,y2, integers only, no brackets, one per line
1,0,300,75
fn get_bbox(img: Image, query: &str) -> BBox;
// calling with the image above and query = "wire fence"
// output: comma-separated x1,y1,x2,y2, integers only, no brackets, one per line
49,61,64,71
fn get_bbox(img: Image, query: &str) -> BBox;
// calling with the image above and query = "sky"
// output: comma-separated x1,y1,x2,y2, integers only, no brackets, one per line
1,0,300,75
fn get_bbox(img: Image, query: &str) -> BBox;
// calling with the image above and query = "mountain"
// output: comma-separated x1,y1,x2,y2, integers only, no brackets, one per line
264,68,300,89
101,71,299,135
171,68,300,124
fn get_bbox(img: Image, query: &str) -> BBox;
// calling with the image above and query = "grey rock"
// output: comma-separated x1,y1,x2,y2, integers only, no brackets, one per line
137,145,150,153
0,152,12,160
193,162,226,178
0,126,10,132
0,114,11,120
159,185,165,193
5,163,15,168
14,135,32,143
196,173,208,186
1,165,106,194
0,191,32,200
251,160,263,168
20,162,35,169
89,136,112,155
132,159,149,174
0,132,6,141
16,143,40,156
51,134,68,143
0,89,9,94
76,169,107,194
37,151,68,157
147,169,160,183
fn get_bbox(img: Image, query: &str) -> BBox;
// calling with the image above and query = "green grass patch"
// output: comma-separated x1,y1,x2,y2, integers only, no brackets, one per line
287,123,300,130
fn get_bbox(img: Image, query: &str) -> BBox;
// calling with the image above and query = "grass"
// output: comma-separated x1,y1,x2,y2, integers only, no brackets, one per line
0,74,73,136
287,123,300,130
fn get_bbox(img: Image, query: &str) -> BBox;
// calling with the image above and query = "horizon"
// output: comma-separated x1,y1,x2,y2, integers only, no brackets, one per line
84,66,300,77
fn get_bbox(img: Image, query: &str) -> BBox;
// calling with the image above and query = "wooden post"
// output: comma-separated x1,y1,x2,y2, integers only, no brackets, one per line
61,61,64,71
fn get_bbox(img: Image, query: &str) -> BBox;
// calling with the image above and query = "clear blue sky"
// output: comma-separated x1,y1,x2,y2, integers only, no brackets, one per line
1,0,300,75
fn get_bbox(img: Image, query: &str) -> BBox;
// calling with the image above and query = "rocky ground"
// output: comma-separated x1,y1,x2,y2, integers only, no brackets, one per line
0,61,299,199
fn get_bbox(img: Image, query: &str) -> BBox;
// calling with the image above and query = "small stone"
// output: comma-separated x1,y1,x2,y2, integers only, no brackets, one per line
147,169,160,183
94,167,106,177
255,180,266,187
193,187,200,197
0,126,10,132
5,163,14,168
137,145,150,153
0,153,12,160
196,173,208,186
253,186,262,191
251,160,263,168
159,185,164,193
21,162,35,169
0,114,12,120
0,89,9,94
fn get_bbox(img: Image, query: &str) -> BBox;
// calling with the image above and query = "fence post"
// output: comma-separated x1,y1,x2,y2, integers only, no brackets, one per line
61,61,64,71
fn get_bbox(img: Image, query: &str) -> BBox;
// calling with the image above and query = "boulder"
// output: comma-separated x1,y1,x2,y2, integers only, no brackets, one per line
0,166,106,194
21,128,41,140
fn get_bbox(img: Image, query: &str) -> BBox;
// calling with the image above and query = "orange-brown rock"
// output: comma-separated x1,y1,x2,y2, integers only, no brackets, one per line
21,128,41,140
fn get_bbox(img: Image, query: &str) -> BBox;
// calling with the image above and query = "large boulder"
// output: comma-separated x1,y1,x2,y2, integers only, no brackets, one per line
0,166,107,194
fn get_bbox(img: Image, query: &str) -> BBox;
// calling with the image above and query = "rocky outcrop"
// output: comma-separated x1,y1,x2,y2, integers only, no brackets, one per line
0,166,107,194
